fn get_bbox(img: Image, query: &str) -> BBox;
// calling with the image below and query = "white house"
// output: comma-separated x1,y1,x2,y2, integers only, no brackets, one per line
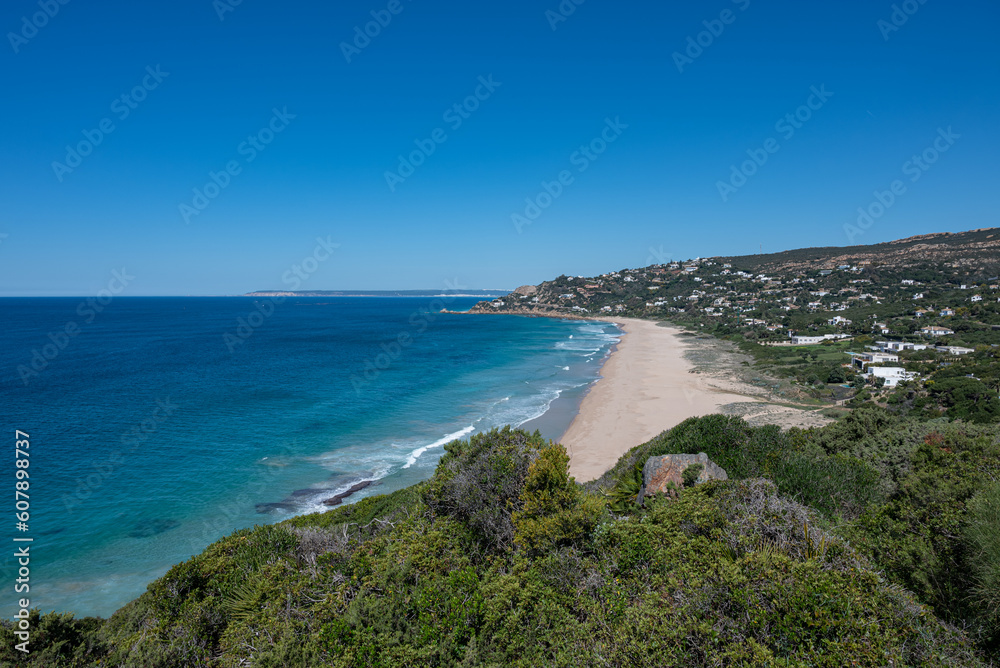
878,341,928,352
828,316,852,326
790,333,850,345
971,294,983,303
936,346,975,355
850,352,900,370
868,367,920,388
921,326,954,336
940,308,956,317
873,322,890,335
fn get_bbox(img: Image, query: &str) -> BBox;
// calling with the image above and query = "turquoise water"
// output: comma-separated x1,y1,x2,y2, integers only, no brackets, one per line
0,297,619,617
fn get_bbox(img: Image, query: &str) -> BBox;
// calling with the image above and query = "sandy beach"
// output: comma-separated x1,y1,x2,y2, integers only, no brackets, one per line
562,319,766,481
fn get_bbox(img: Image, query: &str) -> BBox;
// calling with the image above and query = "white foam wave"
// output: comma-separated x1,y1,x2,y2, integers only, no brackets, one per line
402,425,475,469
576,324,612,335
556,341,604,352
511,388,564,427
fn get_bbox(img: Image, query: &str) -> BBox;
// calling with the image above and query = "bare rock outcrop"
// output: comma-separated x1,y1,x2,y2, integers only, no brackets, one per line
638,452,728,502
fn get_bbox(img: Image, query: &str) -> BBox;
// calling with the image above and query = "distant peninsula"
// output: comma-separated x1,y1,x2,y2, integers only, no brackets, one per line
245,289,512,298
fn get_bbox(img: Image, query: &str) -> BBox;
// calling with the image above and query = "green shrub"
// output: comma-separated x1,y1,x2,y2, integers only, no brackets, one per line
602,415,881,521
769,451,881,520
966,482,1000,627
929,377,1000,423
682,463,703,487
5,422,997,666
513,442,602,555
603,463,643,512
0,611,106,667
840,424,1000,658
425,426,546,553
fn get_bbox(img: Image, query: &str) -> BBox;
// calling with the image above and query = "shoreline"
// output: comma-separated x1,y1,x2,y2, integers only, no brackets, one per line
558,318,759,482
452,308,833,482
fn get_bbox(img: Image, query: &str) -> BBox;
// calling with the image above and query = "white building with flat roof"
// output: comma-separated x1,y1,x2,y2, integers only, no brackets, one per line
789,333,851,345
868,367,919,388
850,352,900,370
878,341,928,352
936,346,975,355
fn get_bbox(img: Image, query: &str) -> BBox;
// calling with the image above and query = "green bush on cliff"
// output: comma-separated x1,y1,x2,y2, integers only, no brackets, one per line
425,426,546,553
512,442,604,555
597,414,881,521
1,422,995,666
966,482,1000,628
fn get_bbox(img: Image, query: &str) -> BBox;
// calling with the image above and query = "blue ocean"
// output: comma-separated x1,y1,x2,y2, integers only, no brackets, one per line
0,297,619,618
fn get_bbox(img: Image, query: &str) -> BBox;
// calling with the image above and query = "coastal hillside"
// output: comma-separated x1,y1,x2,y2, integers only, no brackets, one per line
470,227,1000,320
471,228,1000,423
4,412,999,666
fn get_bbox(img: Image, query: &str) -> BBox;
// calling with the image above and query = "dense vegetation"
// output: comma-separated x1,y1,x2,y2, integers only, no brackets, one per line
4,414,999,666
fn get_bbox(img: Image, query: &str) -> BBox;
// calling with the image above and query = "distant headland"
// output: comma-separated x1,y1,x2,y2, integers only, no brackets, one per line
244,289,512,298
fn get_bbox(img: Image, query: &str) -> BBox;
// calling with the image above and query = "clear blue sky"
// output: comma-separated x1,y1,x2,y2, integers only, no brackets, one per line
1,0,997,295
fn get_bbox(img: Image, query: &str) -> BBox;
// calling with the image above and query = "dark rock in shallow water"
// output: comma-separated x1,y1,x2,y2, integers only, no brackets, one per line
290,487,330,498
323,480,374,506
254,479,377,514
128,518,181,538
255,501,299,514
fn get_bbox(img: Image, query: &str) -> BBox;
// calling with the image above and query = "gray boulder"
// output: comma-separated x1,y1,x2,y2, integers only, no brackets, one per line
638,452,728,503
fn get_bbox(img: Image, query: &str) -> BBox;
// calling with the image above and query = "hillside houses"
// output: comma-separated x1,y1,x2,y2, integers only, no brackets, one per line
473,239,1000,366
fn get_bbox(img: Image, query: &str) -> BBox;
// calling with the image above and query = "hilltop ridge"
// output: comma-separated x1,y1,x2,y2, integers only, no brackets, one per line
469,227,1000,327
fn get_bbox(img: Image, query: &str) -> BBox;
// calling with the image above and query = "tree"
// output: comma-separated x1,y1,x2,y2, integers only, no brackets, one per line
928,378,1000,424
